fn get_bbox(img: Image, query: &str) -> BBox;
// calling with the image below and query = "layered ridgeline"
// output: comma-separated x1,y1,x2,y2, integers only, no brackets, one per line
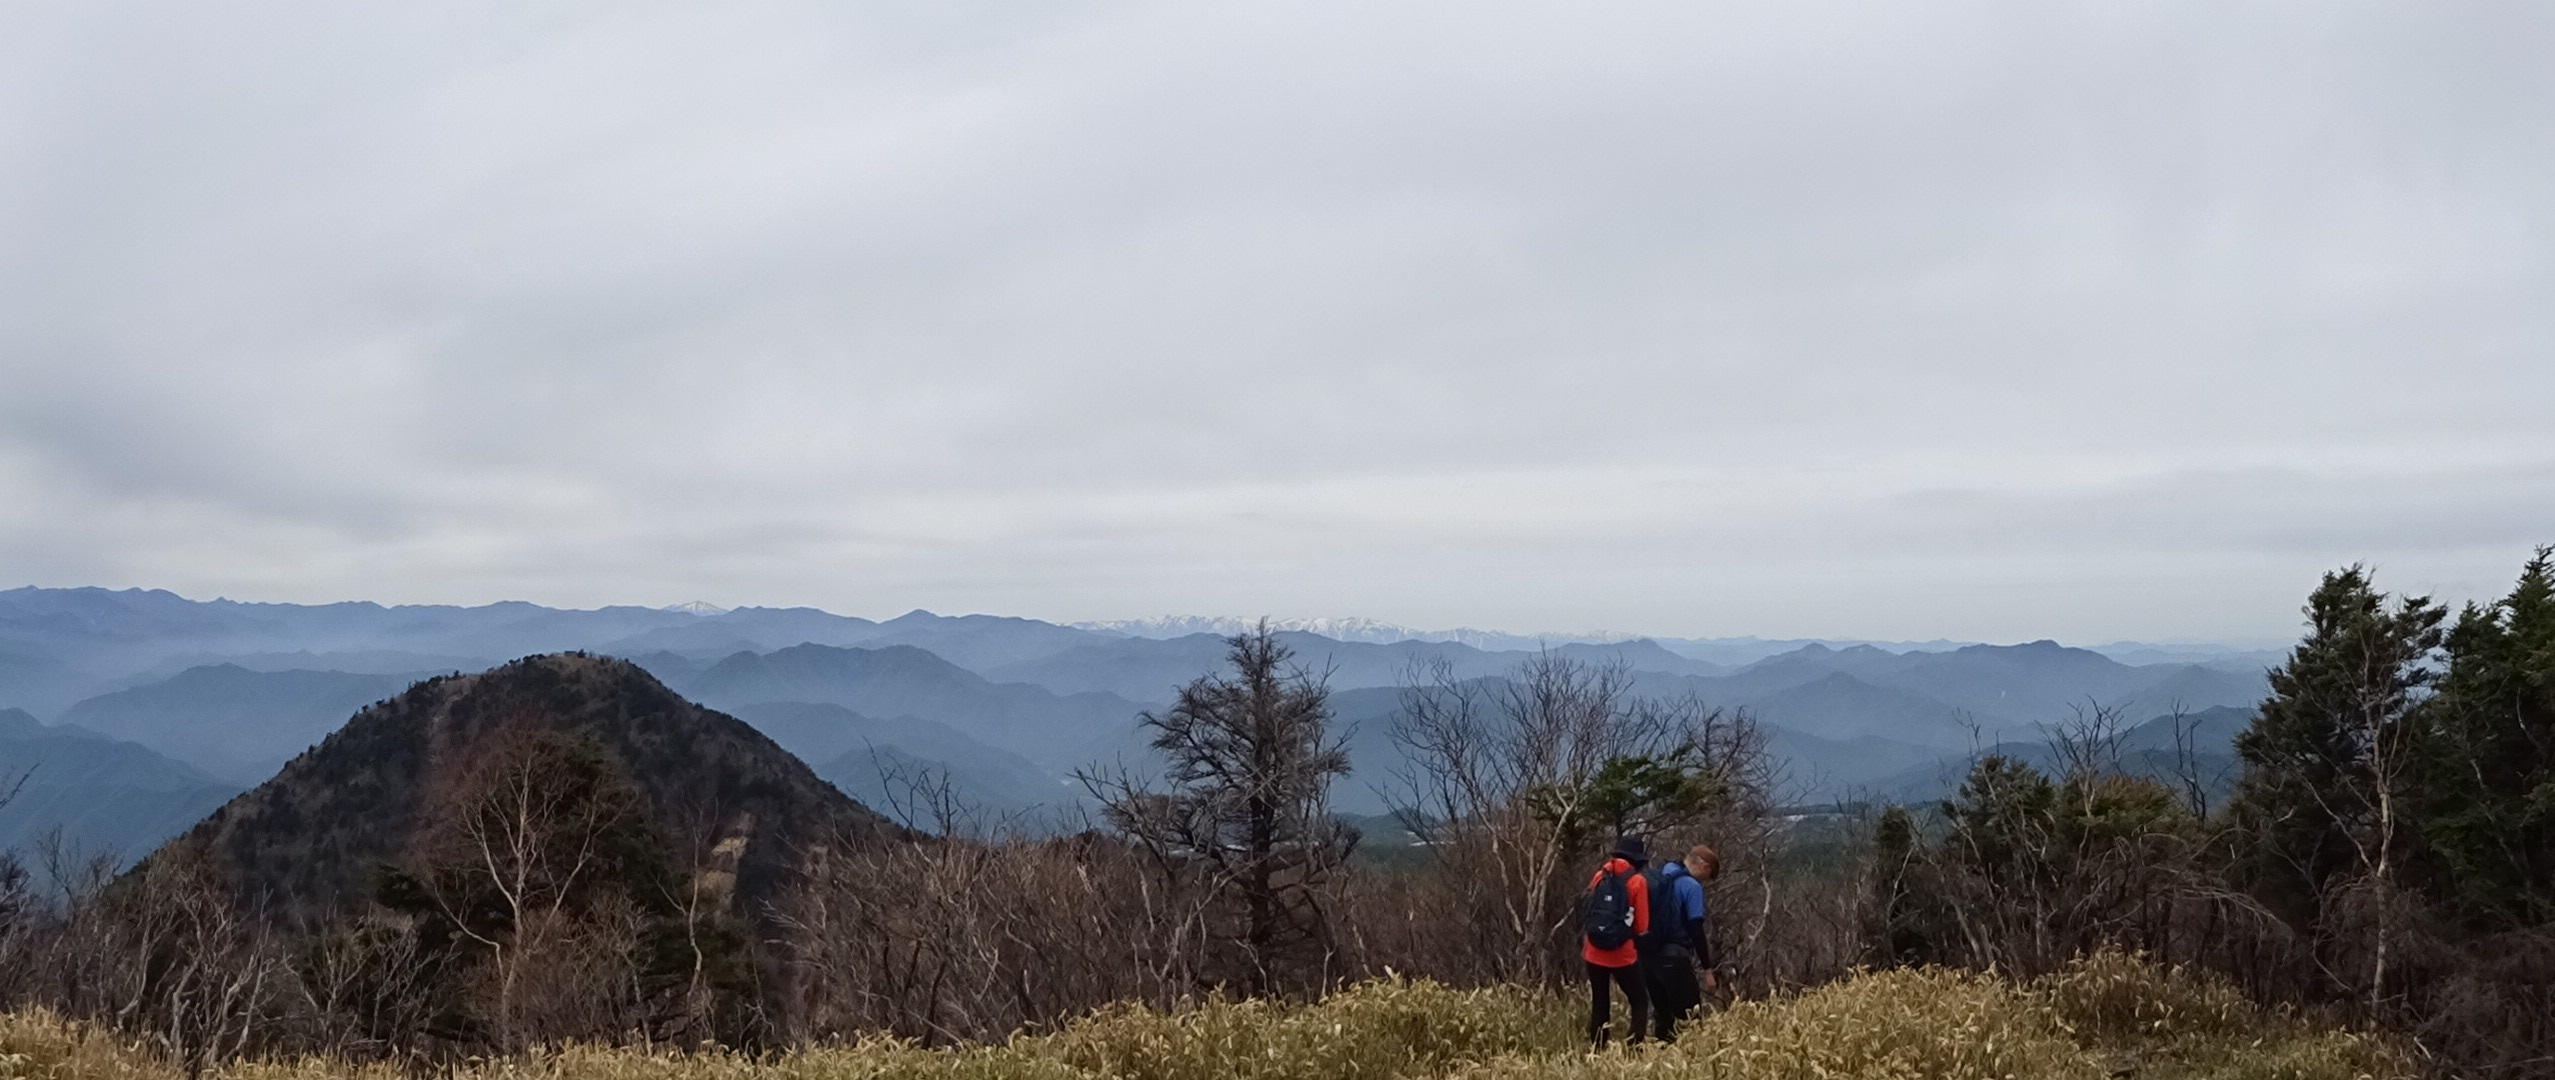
0,586,2275,714
723,701,1068,822
0,708,237,860
1863,704,2253,805
143,653,896,925
1,586,2279,848
58,666,422,785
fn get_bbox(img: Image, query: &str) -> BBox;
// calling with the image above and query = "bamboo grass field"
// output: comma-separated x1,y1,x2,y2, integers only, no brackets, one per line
0,953,2407,1080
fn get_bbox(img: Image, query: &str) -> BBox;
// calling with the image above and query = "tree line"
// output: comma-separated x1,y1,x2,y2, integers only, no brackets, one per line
1874,549,2555,1076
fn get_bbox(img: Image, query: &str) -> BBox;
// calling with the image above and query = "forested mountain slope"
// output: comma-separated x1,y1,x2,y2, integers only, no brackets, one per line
144,653,895,924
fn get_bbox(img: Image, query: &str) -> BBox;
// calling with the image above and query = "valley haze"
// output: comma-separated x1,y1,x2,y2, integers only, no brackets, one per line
2,584,2273,862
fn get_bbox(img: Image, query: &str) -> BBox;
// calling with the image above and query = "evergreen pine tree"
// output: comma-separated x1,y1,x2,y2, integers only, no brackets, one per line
2415,546,2555,930
2229,566,2445,930
1943,755,2060,899
1869,805,1929,966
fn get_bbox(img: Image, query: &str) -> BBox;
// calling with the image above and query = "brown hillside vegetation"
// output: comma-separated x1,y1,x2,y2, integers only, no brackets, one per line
150,652,896,921
82,654,902,1053
0,953,2407,1080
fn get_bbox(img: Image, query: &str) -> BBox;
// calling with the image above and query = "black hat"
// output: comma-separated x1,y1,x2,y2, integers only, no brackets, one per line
1611,835,1648,862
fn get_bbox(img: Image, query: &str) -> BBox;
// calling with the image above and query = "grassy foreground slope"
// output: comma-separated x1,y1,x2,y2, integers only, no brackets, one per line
0,953,2406,1080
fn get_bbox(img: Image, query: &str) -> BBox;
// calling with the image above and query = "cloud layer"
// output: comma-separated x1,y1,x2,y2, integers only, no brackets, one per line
3,1,2548,641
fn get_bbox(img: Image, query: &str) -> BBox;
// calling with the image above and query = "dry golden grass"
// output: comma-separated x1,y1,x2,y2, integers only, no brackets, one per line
0,1009,168,1080
0,953,2412,1080
1449,968,2101,1080
2032,950,2410,1080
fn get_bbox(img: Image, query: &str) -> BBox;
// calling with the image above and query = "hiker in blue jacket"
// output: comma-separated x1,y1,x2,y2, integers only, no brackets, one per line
1639,844,1719,1042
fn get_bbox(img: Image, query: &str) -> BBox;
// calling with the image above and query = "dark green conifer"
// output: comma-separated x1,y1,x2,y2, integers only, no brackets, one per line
2228,566,2445,928
1869,804,1928,966
2415,547,2555,929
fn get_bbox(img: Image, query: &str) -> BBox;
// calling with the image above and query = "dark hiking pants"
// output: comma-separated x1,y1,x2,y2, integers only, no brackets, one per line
1643,950,1701,1042
1584,960,1649,1046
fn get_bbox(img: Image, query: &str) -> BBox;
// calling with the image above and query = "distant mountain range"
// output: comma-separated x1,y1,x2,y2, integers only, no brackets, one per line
670,643,1149,773
1076,615,1640,651
0,707,237,862
726,701,1073,826
0,586,2280,857
1075,615,1964,665
59,665,421,784
1863,705,2254,808
981,632,1732,703
1075,614,2284,670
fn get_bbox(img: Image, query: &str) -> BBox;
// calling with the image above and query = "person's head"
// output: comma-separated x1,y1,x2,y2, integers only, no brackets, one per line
1687,844,1721,881
1611,835,1648,868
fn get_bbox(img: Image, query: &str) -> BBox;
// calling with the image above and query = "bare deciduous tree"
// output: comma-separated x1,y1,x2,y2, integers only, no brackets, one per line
1079,624,1353,996
406,728,654,1049
1389,653,1772,985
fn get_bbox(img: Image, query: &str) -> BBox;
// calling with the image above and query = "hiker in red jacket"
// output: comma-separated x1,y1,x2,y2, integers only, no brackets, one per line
1580,835,1652,1046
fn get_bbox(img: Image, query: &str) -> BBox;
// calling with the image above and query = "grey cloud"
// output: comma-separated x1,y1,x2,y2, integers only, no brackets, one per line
1,1,2548,642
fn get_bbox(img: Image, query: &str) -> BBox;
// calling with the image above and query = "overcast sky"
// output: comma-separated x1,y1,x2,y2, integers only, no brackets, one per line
2,2,2548,644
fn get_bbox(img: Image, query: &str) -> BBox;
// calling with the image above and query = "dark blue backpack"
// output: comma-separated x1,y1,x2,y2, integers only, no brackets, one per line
1641,863,1693,951
1581,867,1635,949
